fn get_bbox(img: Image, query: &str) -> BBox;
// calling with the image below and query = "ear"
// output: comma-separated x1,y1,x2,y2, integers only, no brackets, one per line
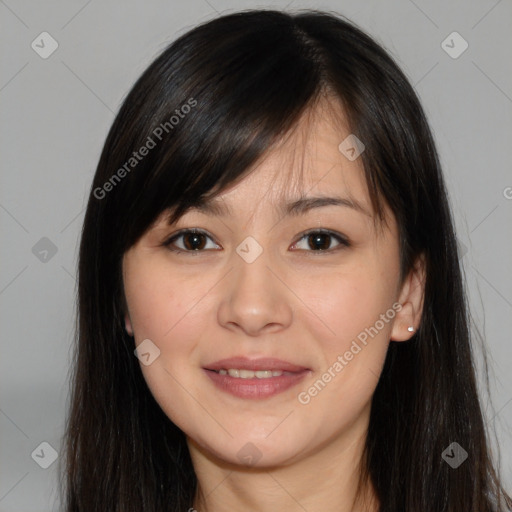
121,279,134,336
124,312,134,337
391,254,426,342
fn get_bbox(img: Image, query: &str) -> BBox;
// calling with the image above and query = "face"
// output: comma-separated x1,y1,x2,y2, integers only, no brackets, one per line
122,99,420,468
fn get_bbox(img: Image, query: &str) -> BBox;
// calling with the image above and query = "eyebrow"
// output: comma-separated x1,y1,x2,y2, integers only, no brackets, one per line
185,195,371,218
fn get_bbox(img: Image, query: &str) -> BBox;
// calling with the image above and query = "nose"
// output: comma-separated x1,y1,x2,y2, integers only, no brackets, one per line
217,247,293,337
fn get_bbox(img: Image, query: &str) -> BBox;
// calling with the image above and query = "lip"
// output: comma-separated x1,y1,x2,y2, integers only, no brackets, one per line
203,368,310,399
202,357,311,400
204,357,309,373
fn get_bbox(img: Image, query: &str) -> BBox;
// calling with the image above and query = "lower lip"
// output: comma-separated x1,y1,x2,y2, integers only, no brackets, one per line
203,369,310,399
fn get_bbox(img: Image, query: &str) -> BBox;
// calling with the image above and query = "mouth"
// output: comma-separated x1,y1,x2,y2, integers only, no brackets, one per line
208,368,296,378
203,357,311,399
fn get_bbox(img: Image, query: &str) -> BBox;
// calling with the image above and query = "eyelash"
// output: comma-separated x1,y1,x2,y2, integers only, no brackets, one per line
161,228,350,255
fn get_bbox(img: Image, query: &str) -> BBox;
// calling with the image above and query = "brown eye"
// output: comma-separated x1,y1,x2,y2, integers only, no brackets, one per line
291,230,349,252
182,232,207,250
307,232,331,250
163,229,220,252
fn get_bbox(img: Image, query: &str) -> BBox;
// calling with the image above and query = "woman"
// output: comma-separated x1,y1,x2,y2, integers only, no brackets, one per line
59,9,512,511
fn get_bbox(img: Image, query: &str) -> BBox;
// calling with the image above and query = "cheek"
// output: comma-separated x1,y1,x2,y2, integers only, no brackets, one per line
293,261,398,416
302,263,397,350
124,257,210,341
124,257,216,426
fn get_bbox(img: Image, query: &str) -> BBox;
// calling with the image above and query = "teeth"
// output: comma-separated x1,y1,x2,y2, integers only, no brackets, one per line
218,369,284,378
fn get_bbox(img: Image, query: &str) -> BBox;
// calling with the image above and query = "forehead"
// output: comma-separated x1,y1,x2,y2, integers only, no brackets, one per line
206,97,371,213
151,95,394,235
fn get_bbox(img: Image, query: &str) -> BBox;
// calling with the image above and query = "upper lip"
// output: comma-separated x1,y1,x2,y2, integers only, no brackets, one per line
204,357,309,373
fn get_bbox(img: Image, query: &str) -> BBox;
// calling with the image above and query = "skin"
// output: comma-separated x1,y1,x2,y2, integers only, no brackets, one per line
122,97,425,512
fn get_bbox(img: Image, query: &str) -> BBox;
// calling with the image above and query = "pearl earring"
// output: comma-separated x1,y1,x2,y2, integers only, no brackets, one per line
407,326,414,332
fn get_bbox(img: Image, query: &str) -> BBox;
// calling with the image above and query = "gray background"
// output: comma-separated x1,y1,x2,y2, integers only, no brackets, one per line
1,0,511,510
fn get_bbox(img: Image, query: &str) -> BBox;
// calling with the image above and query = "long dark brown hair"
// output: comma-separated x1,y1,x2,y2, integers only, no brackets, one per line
58,9,512,511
